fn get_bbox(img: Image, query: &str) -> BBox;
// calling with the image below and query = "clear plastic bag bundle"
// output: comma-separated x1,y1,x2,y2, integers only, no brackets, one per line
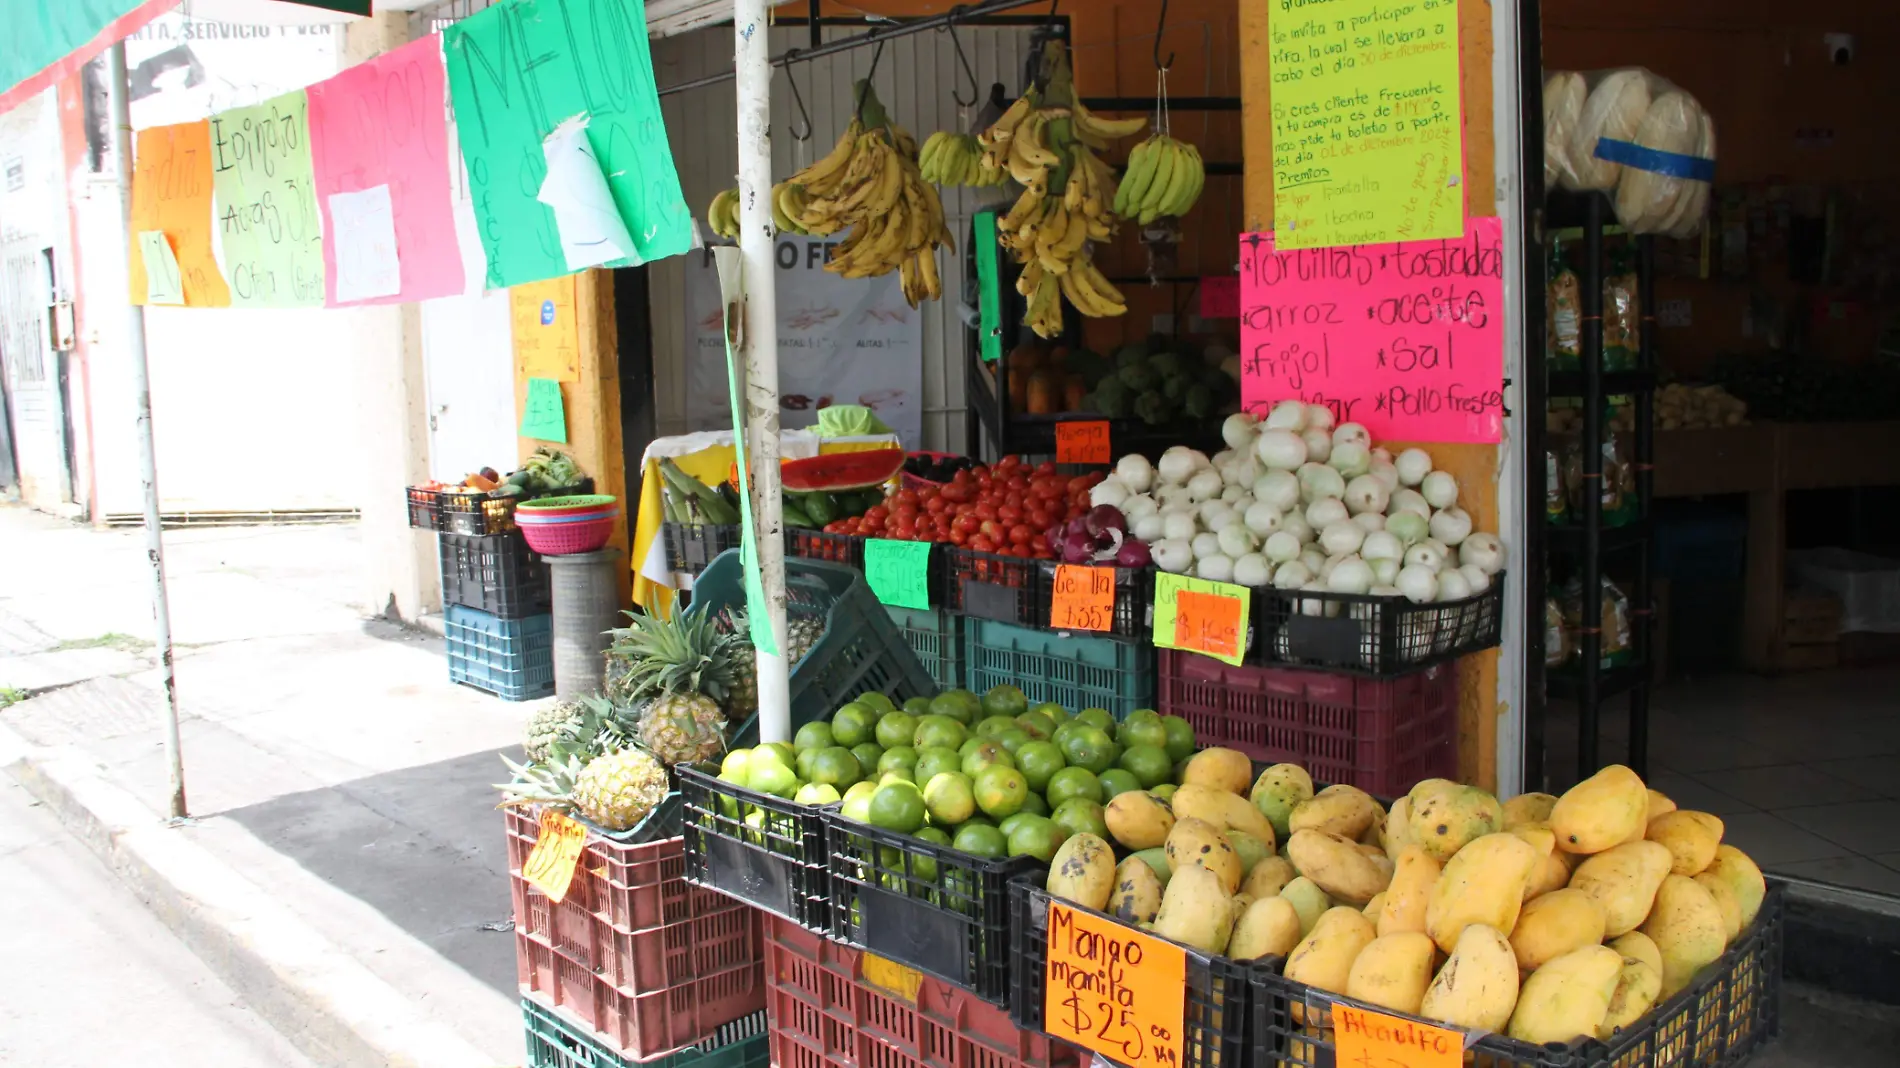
1545,67,1715,237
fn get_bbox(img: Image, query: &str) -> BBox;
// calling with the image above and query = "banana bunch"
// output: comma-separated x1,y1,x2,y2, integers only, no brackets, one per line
778,85,954,307
919,131,1004,187
707,187,741,240
1114,134,1205,224
771,182,811,236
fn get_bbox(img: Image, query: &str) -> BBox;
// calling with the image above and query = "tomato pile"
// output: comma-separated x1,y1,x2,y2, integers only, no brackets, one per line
821,455,1107,558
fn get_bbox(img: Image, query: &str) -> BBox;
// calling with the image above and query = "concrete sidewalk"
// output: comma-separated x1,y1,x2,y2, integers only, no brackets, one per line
0,506,531,1064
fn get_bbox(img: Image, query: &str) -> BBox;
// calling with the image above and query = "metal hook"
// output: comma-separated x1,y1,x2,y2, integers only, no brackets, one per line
942,8,979,108
854,40,888,122
1154,0,1174,70
783,52,812,141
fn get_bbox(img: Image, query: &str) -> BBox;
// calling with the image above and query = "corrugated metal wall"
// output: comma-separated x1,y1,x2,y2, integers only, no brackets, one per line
650,23,1039,452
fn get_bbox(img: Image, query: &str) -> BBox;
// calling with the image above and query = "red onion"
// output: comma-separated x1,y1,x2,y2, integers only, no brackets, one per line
1066,515,1092,538
1061,529,1098,564
1115,539,1153,568
1091,528,1126,562
1085,505,1128,538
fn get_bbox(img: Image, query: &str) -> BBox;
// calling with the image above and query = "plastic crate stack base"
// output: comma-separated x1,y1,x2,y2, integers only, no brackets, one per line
885,605,964,691
506,808,767,1061
446,605,554,701
439,531,552,619
763,913,1081,1068
1156,650,1457,798
679,762,831,934
964,617,1156,716
522,997,769,1068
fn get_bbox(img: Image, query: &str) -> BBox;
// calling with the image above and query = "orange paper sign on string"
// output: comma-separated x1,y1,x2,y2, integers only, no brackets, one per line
1043,902,1186,1068
1331,1004,1464,1068
521,811,588,903
1050,564,1116,632
1055,420,1111,464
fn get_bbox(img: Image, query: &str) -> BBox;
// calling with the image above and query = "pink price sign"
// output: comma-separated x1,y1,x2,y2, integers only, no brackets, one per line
1236,219,1505,443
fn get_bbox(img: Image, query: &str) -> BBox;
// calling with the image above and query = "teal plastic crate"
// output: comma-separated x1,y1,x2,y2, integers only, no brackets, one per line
522,996,768,1068
963,616,1155,715
445,605,554,700
885,604,964,690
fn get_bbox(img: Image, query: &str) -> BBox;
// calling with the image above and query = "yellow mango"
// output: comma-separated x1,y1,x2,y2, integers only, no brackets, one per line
1382,795,1419,861
1701,845,1766,928
1227,830,1275,876
1290,784,1381,840
1607,930,1663,978
1107,855,1164,924
1378,844,1440,938
1362,891,1387,921
1182,748,1253,795
1409,785,1505,863
1173,783,1279,848
1104,791,1175,850
1419,924,1519,1032
1507,945,1624,1045
1647,810,1723,875
1288,829,1394,906
1250,764,1315,840
1568,840,1673,937
1551,764,1649,855
1640,874,1729,998
1514,823,1572,901
1229,895,1304,960
1509,888,1608,972
1346,931,1438,1016
1152,864,1236,954
1425,832,1539,953
1502,792,1559,829
1047,833,1116,911
1285,907,1378,1012
1599,955,1662,1039
1694,873,1743,939
1243,856,1297,899
1165,817,1244,895
1280,876,1333,936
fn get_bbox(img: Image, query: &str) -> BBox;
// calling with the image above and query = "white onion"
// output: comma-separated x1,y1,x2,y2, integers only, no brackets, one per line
1233,553,1273,587
1191,531,1225,561
1459,533,1504,575
1370,584,1403,598
1319,553,1345,582
1212,449,1236,469
1273,561,1313,588
1089,477,1130,509
1152,538,1193,573
1187,468,1226,503
1384,510,1428,546
1395,564,1439,604
1197,499,1234,529
1120,493,1159,521
1264,399,1308,431
1404,541,1447,572
1282,512,1315,544
1298,463,1346,503
1298,547,1328,575
1253,470,1301,511
1222,413,1261,451
1390,488,1431,518
1420,470,1460,510
1328,557,1374,594
1245,502,1285,538
1370,446,1393,464
1328,441,1371,480
1115,454,1156,493
1157,447,1204,486
1361,531,1404,562
1305,404,1337,432
1419,537,1451,560
1132,514,1168,542
1219,484,1251,504
1299,580,1337,617
1429,507,1473,547
1368,459,1400,493
1394,448,1434,487
1332,422,1371,449
1371,557,1401,586
1437,569,1473,602
1342,474,1390,516
1301,427,1334,464
1162,510,1199,542
1354,511,1386,533
1263,530,1303,563
1320,521,1366,556
1154,484,1191,507
1306,496,1349,529
1217,525,1259,559
1196,554,1236,583
1255,429,1308,471
1457,564,1491,594
1222,456,1262,489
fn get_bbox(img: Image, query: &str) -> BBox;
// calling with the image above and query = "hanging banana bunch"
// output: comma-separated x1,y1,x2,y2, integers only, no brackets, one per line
706,187,741,240
920,131,1006,187
1117,66,1207,225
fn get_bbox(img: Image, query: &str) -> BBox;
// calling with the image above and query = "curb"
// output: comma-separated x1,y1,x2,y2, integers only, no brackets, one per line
0,722,497,1068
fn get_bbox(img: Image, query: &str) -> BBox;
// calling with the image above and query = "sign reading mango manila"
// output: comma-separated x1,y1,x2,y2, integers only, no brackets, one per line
443,0,694,288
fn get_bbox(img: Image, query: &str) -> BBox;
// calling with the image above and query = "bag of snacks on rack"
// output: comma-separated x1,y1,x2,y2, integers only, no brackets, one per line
1562,425,1635,526
1546,595,1572,667
1561,577,1634,669
1547,236,1582,369
1603,247,1640,370
1548,68,1716,237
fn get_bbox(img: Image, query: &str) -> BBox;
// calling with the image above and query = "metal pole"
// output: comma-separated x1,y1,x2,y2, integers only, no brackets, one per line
734,0,790,744
107,42,186,819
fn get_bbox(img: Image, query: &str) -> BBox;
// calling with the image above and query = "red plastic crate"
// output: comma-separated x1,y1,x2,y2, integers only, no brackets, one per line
763,915,1079,1068
1156,650,1457,797
505,808,766,1059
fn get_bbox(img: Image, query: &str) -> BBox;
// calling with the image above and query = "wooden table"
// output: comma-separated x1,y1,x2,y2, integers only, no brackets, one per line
1654,421,1900,672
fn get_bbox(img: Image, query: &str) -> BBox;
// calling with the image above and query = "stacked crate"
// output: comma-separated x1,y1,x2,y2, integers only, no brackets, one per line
438,530,554,701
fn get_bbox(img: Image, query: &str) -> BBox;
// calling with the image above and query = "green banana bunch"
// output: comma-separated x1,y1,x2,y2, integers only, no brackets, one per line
1114,134,1206,225
919,130,1004,187
707,187,740,240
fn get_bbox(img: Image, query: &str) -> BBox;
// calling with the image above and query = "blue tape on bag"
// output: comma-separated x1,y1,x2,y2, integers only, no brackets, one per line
1593,138,1716,182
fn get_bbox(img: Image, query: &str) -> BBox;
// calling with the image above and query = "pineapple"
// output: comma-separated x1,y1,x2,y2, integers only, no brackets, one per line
787,615,824,664
495,752,585,811
607,605,736,765
571,749,670,831
524,699,587,762
720,611,827,720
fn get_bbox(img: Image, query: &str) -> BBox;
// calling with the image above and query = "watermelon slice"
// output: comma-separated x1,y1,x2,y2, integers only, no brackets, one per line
780,448,906,493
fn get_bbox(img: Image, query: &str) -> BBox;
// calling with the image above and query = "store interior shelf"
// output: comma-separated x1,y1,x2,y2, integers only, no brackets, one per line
1548,369,1655,398
1545,519,1651,555
1545,660,1650,703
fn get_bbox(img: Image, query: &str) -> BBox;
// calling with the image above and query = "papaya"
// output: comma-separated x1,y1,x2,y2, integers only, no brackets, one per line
1550,764,1649,855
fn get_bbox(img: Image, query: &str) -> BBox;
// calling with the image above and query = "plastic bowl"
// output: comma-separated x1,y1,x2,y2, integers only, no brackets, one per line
517,493,618,515
515,506,619,525
520,513,618,555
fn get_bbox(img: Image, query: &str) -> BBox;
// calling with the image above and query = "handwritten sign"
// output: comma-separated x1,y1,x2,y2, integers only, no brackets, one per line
306,35,465,305
1333,1005,1464,1068
1268,0,1464,249
138,232,184,305
1055,421,1111,464
128,121,229,306
1152,572,1249,666
443,0,693,288
522,810,587,903
328,186,402,303
1050,565,1116,633
1200,275,1240,319
865,538,933,610
1044,901,1186,1068
1237,221,1503,443
521,377,569,442
514,277,581,381
212,90,325,307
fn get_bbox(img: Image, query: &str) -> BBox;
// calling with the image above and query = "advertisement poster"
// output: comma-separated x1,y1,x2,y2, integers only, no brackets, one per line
684,237,923,448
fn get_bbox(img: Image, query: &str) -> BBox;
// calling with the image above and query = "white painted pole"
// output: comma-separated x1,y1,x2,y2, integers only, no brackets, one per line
733,1,790,744
107,42,187,819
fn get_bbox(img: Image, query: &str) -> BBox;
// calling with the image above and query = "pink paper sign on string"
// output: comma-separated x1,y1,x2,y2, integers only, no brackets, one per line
1237,218,1505,443
307,35,464,305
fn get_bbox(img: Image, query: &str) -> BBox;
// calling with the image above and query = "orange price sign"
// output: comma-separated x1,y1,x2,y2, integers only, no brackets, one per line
1044,902,1185,1068
521,810,588,904
1050,564,1116,632
1332,1004,1464,1068
1152,571,1250,666
1055,420,1111,464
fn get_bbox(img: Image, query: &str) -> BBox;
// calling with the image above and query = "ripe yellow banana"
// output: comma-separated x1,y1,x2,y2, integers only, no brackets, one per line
796,120,864,197
1074,102,1148,141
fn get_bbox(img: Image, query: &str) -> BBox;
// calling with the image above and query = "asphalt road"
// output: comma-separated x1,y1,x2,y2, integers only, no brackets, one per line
0,777,314,1067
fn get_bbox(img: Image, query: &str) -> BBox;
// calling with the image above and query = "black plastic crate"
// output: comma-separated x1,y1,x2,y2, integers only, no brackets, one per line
786,529,866,570
1037,562,1154,641
825,812,1042,1006
664,521,741,574
442,478,597,537
1252,882,1784,1068
438,532,551,619
1010,879,1256,1068
946,547,1045,626
407,485,444,530
1244,571,1505,678
678,762,830,933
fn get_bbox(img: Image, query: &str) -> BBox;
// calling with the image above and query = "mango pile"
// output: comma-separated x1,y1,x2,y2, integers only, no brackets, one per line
1046,761,1767,1047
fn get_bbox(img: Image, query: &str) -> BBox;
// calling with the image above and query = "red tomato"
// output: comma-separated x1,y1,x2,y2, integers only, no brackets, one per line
978,519,1001,538
1008,524,1032,546
998,504,1023,524
997,455,1022,471
952,514,980,535
893,490,919,508
1035,461,1058,477
971,535,997,553
865,504,889,521
1066,475,1095,495
924,496,948,514
974,503,998,522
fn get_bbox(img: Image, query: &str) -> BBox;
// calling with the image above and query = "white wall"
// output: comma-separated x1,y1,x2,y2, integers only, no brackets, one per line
0,90,76,512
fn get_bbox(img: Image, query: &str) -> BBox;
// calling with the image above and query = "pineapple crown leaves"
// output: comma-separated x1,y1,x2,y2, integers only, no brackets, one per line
606,602,744,706
494,752,585,810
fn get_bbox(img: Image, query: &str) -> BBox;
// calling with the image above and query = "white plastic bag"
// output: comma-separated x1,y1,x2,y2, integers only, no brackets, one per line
1548,67,1716,236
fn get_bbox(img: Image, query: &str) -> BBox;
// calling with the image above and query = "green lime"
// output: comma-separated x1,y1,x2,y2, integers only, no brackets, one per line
914,715,968,752
719,749,752,780
1030,701,1070,724
1006,815,1069,862
903,696,935,717
759,741,797,767
795,782,842,805
958,736,986,758
1161,715,1197,762
1045,766,1103,807
911,827,949,882
831,704,878,747
879,769,916,786
1050,797,1110,841
995,728,1034,754
928,692,976,725
843,781,879,804
875,712,920,749
980,684,1030,719
858,692,898,714
793,722,836,752
1018,790,1049,816
811,747,863,788
961,740,1015,776
1074,707,1116,732
998,812,1041,838
867,781,927,833
1051,722,1085,751
841,792,874,823
1099,768,1142,800
923,771,977,825
1058,725,1119,774
877,746,918,776
953,822,1008,859
975,715,1021,738
1014,741,1067,794
1118,711,1167,751
1015,711,1057,740
1118,744,1173,788
913,746,962,786
747,760,799,799
851,742,885,772
973,764,1030,819
795,747,821,781
1151,783,1178,803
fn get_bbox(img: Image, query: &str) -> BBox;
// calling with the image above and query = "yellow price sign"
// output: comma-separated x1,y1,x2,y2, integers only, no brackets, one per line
1332,1004,1464,1068
1043,902,1186,1068
522,810,588,904
1151,572,1251,666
